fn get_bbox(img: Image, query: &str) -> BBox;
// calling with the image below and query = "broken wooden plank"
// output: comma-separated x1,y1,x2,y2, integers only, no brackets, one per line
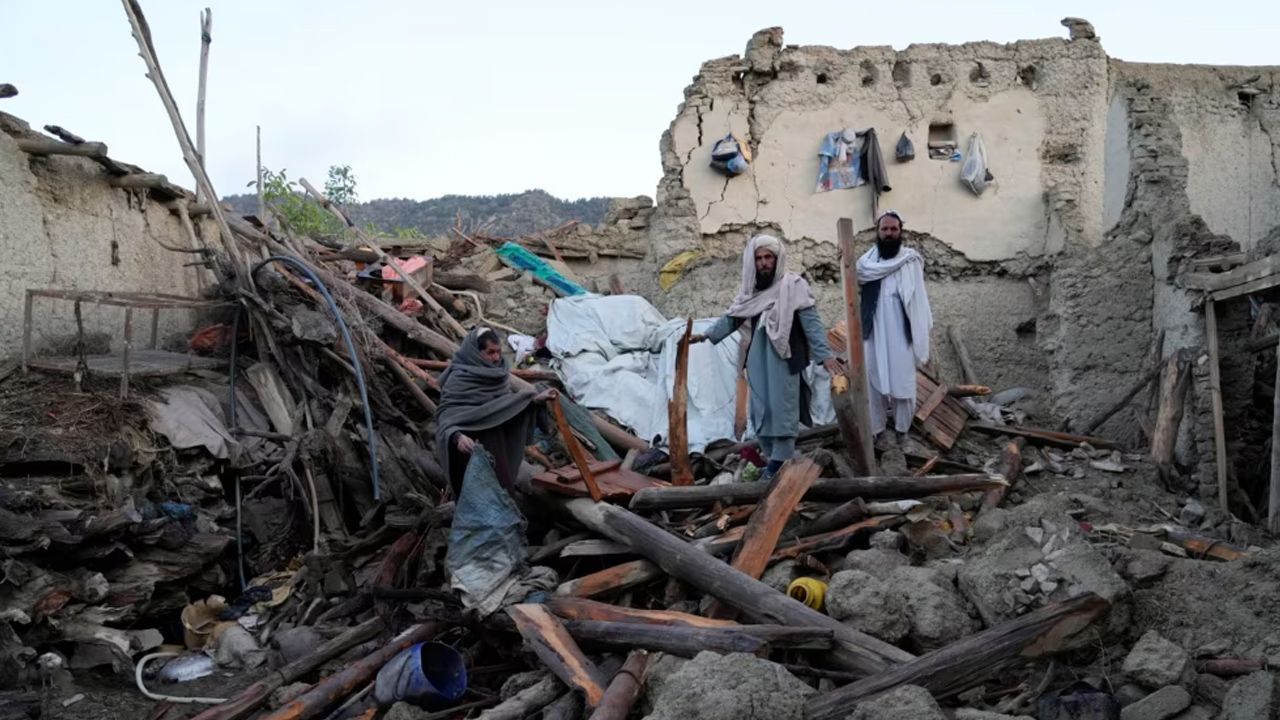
948,325,978,384
532,460,666,501
796,497,868,538
508,604,607,708
804,594,1110,719
16,138,108,157
914,382,948,422
244,362,298,435
669,319,695,486
836,218,879,475
734,371,749,439
476,674,563,720
708,458,821,618
772,516,903,560
564,620,834,657
587,651,648,720
979,438,1025,514
1151,351,1190,486
1184,253,1280,292
564,499,915,675
1162,528,1248,561
546,596,737,629
551,398,604,502
1206,299,1231,513
1074,360,1167,435
967,423,1118,450
555,560,664,598
947,385,991,397
629,474,1003,511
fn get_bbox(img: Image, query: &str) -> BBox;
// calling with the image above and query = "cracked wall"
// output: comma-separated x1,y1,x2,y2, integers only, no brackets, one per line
662,30,1110,264
0,113,212,359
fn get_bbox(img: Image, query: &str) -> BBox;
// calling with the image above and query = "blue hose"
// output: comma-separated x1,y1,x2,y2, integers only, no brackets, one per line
244,256,382,501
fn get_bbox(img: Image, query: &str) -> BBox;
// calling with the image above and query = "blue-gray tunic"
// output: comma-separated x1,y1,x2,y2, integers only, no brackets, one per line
706,306,834,439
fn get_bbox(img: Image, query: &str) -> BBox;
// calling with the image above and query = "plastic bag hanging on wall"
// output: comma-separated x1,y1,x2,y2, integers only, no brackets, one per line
960,132,994,195
895,132,915,162
710,134,751,176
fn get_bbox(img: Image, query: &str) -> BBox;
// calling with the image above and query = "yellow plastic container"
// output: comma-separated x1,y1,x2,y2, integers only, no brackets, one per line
787,577,827,611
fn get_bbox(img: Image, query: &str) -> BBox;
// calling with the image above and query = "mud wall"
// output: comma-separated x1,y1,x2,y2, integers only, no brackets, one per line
0,113,213,359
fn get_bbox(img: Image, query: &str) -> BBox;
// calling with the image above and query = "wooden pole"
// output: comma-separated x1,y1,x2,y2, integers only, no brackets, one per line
1150,350,1189,479
555,560,663,598
947,325,977,384
15,139,108,157
189,618,384,720
804,594,1110,719
708,457,821,619
564,499,915,675
195,7,211,203
1206,299,1231,514
108,173,169,189
551,398,604,502
1075,361,1167,435
564,620,767,657
545,596,736,629
587,651,649,720
669,319,695,485
1271,339,1280,534
1140,329,1166,439
835,218,878,475
629,474,1002,511
476,675,563,720
119,0,248,276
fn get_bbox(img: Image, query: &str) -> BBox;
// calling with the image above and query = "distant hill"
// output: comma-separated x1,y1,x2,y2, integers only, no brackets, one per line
221,189,611,237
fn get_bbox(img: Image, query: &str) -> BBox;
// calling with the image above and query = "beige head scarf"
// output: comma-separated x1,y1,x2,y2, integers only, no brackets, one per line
724,235,816,360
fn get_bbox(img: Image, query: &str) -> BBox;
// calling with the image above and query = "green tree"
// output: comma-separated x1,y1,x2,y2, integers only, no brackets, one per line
324,164,358,207
254,164,358,239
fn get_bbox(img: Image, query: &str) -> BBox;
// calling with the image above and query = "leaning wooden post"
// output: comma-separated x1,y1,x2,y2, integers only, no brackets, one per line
1206,299,1230,513
195,7,211,203
1270,340,1280,534
835,218,878,476
669,319,695,486
1150,350,1189,486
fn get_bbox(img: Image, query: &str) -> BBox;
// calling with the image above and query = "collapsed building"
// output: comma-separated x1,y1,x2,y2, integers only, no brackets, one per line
3,14,1280,720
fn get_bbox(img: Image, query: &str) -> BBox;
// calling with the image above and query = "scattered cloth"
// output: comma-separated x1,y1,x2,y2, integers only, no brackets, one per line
445,448,528,617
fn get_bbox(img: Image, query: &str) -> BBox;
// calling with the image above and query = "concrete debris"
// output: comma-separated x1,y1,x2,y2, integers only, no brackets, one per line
1123,631,1190,689
642,652,814,720
840,547,909,576
1119,685,1191,720
824,570,909,642
1218,671,1276,720
888,565,980,650
952,710,1034,720
849,685,945,720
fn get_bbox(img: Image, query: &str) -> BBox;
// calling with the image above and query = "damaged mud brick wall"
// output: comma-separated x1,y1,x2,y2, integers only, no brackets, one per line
0,113,217,357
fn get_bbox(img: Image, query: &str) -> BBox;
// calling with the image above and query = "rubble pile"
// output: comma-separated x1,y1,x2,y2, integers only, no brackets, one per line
3,6,1280,720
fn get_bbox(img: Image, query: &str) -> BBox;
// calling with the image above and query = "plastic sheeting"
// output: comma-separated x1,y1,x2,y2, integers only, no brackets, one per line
445,448,526,617
547,295,834,453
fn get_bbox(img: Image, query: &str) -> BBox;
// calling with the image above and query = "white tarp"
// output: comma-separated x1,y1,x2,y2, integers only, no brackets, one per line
547,295,834,453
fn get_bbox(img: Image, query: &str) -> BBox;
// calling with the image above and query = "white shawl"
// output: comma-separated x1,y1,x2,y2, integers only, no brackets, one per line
725,235,816,360
856,246,932,365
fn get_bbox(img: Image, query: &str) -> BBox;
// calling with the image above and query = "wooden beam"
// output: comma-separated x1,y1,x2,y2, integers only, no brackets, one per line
108,173,170,189
1206,299,1230,513
967,423,1118,450
771,515,903,560
551,398,604,502
708,457,821,619
476,675,563,720
195,7,211,203
16,138,108,157
979,438,1024,514
555,559,664,598
587,651,648,720
1212,273,1280,303
564,499,915,675
669,319,695,485
836,218,879,475
545,596,737,629
1184,254,1280,292
564,620,767,657
1151,351,1189,483
948,384,991,397
508,604,607,708
734,370,749,439
1075,361,1167,435
804,594,1110,719
947,325,978,384
259,623,441,720
629,474,1002,511
1271,338,1280,534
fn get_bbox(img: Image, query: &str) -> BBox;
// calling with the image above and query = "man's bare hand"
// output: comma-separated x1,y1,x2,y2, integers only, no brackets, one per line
823,357,846,378
689,333,708,344
455,434,476,454
534,389,559,404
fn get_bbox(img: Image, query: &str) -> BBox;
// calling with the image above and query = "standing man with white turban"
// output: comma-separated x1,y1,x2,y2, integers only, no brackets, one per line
857,211,933,446
692,235,843,479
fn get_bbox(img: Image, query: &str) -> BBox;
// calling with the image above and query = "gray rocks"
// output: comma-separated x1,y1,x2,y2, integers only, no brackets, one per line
953,710,1034,720
1122,631,1189,689
887,566,979,650
825,570,908,642
1119,685,1190,720
642,652,813,720
760,559,803,593
849,685,944,720
1219,671,1276,720
869,530,904,551
841,548,908,577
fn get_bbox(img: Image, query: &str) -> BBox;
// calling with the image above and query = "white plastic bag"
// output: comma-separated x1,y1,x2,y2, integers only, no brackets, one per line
960,132,993,195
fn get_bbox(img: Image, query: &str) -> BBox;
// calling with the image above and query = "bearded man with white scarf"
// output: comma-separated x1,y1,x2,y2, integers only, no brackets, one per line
857,210,933,446
691,235,843,480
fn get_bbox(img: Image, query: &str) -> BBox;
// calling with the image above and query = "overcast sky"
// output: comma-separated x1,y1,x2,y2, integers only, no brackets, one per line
2,1,1277,202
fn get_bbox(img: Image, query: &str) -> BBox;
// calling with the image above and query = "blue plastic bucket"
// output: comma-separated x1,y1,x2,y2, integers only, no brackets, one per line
375,641,468,708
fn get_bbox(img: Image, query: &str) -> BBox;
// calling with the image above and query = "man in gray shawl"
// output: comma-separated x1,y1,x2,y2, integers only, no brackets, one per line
693,235,842,479
436,328,556,495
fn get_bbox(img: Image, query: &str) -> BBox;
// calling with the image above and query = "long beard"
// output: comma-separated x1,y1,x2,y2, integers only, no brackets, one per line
876,238,902,258
754,270,775,291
